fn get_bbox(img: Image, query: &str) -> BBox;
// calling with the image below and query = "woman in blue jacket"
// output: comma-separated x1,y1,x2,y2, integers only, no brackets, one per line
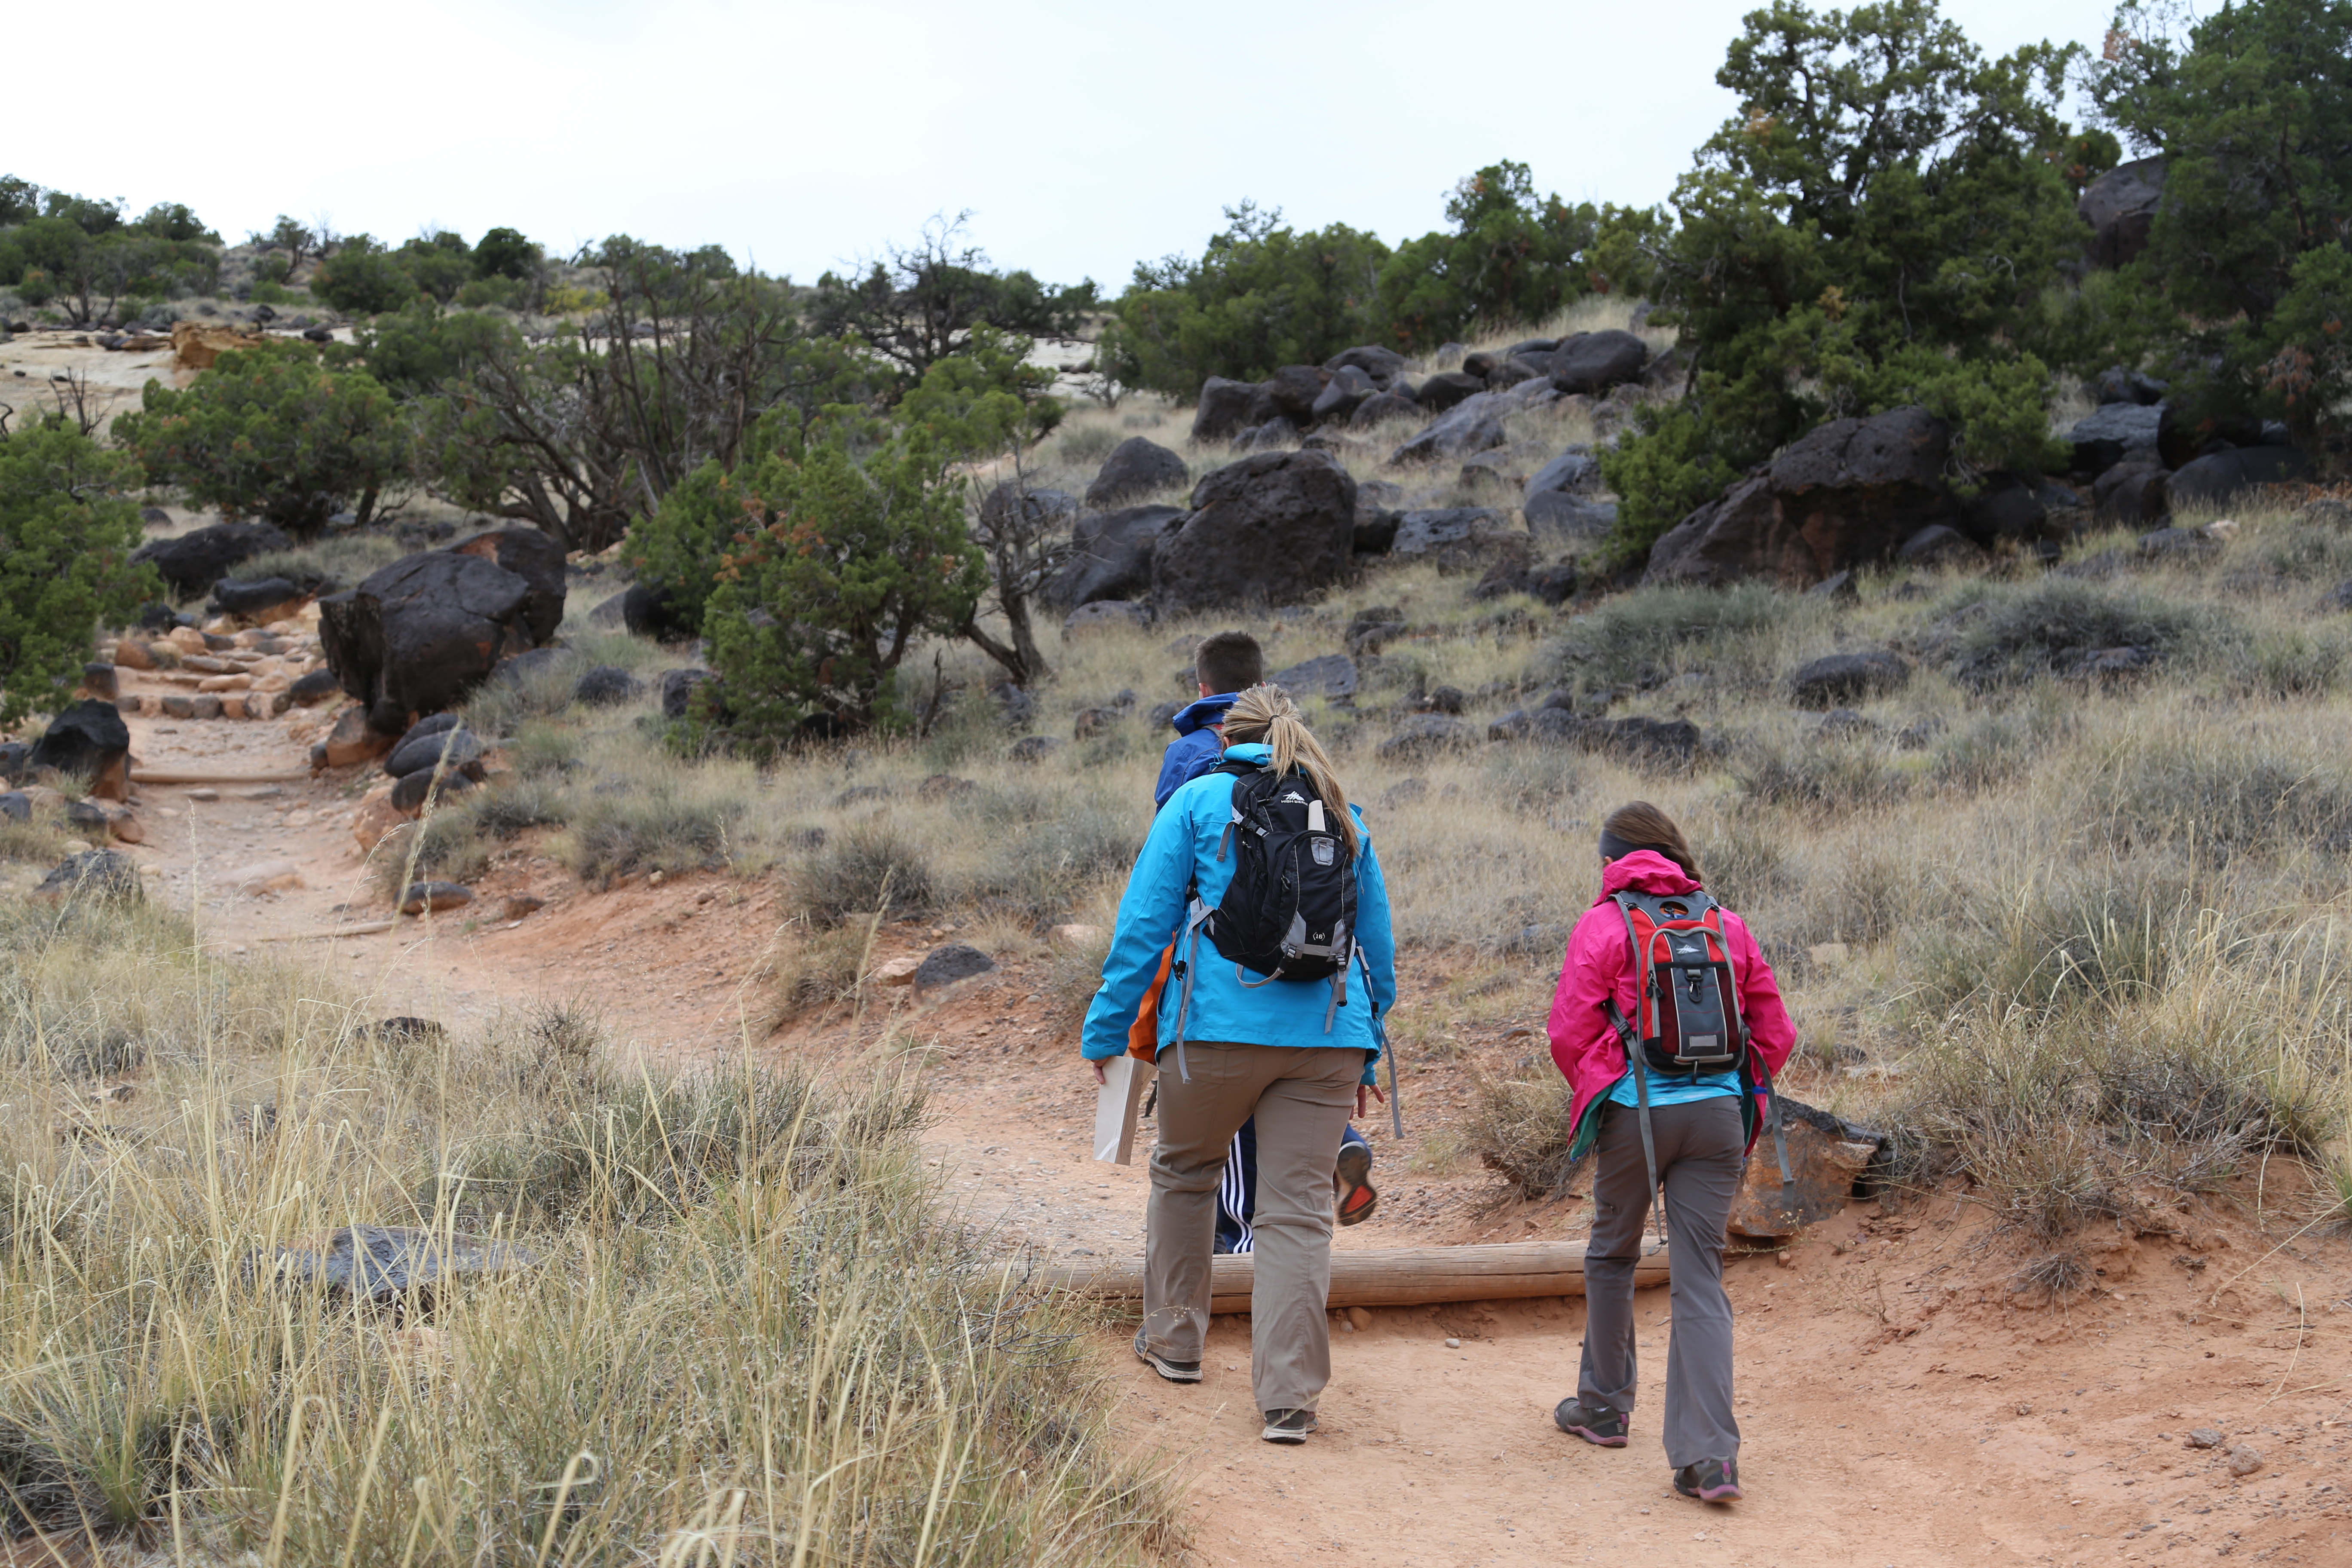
1083,684,1395,1444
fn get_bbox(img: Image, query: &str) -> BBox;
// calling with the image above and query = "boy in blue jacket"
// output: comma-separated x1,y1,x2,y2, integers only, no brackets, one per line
1144,633,1378,1249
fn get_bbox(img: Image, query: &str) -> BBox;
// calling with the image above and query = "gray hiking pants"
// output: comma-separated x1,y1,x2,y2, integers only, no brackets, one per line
1580,1095,1745,1469
1141,1041,1360,1414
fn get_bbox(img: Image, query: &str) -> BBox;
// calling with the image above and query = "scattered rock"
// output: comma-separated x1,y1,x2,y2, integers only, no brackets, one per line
2092,365,2167,407
1644,406,1958,589
573,665,642,706
1390,508,1530,574
110,637,155,671
660,668,720,721
1893,524,1987,570
1009,735,1062,763
1085,437,1188,508
79,662,118,702
1549,330,1648,395
1271,653,1358,701
1153,450,1357,614
2167,445,2308,507
33,849,142,905
874,956,922,987
2095,456,2172,524
1390,407,1505,466
389,767,477,813
2226,1446,2263,1479
398,881,474,916
1351,390,1424,428
915,943,996,993
270,1225,535,1305
2078,155,2166,271
1724,1097,1886,1239
1191,377,1258,443
1377,714,1476,761
1053,505,1188,609
288,668,343,707
209,576,306,622
2066,403,2165,475
131,521,291,598
29,699,131,799
1311,364,1379,424
2185,1429,2225,1450
622,581,695,641
1412,372,1482,412
0,791,28,822
2138,525,2223,561
322,704,395,768
1072,707,1123,739
385,724,482,780
318,541,562,734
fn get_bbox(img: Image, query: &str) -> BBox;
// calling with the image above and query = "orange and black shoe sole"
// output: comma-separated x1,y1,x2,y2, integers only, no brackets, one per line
1335,1142,1378,1226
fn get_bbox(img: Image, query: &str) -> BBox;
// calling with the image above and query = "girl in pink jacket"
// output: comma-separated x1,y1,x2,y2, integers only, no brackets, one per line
1544,801,1795,1504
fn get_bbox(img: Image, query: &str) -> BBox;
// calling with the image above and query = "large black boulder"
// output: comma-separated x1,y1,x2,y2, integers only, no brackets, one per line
2168,445,2309,506
209,577,304,618
1050,505,1187,608
622,581,694,641
1191,377,1257,443
28,700,130,794
1255,365,1325,424
1152,450,1357,614
2065,403,2164,475
1324,344,1406,381
661,668,720,720
1310,364,1378,423
1958,472,2052,546
1550,331,1649,395
2079,156,2166,270
1787,650,1908,710
1351,391,1423,428
318,548,549,733
132,521,291,599
1413,372,1483,412
447,528,567,646
385,725,484,780
1084,438,1188,508
1645,407,1958,588
33,849,141,905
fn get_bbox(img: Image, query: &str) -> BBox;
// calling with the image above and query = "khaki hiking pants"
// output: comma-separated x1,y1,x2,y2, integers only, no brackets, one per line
1141,1041,1360,1414
1580,1096,1746,1469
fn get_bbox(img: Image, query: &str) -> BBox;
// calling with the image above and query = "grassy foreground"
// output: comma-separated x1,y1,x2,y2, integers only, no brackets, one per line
0,900,1176,1564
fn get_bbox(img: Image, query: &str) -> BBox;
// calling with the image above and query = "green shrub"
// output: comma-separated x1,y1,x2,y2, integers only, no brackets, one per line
114,341,410,539
309,234,418,315
796,818,935,926
0,419,157,726
1548,580,1794,695
701,440,985,737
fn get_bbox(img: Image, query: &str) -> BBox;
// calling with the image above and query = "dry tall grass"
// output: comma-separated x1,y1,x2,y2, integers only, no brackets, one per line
0,898,1176,1563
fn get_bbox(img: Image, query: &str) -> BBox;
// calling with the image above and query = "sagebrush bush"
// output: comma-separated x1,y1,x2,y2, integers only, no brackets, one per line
795,817,937,925
1945,579,2218,688
560,784,738,884
1550,581,1804,697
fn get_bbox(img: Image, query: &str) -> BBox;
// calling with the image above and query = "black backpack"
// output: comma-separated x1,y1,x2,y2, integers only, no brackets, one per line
1201,757,1357,983
1168,758,1361,1049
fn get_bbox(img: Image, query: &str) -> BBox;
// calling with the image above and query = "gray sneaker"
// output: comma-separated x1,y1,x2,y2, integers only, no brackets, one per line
1133,1329,1201,1384
1262,1408,1318,1443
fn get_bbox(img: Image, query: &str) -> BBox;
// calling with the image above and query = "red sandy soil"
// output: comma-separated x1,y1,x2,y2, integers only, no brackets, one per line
65,706,2352,1568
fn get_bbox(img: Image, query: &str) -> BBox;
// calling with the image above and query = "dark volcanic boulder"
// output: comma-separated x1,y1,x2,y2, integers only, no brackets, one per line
661,668,720,720
1787,650,1908,710
1191,377,1257,443
2168,445,2309,506
1351,391,1423,428
574,665,642,706
2079,156,2166,270
2094,458,2171,524
132,521,292,599
1270,653,1358,700
1644,407,1957,589
1390,406,1506,465
1051,505,1187,608
1895,524,1988,570
2093,366,2167,407
1550,330,1648,395
915,943,996,992
1084,438,1188,508
1310,364,1377,423
1413,372,1483,411
1377,713,1476,761
385,725,484,780
33,849,141,905
1257,365,1326,424
318,549,546,733
1526,494,1617,542
622,581,694,641
29,700,131,796
1324,344,1406,381
2065,403,2164,475
1390,508,1530,574
208,576,305,619
1152,450,1357,614
1959,472,2051,545
447,529,567,646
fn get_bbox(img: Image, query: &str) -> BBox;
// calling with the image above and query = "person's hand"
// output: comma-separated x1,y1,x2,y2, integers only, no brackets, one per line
1090,1060,1108,1086
1356,1081,1387,1119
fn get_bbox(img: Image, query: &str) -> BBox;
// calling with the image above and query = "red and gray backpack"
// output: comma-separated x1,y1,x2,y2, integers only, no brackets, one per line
1599,887,1792,1229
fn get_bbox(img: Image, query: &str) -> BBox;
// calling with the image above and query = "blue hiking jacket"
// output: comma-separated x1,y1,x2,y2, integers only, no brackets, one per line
1083,743,1395,1081
1153,693,1241,808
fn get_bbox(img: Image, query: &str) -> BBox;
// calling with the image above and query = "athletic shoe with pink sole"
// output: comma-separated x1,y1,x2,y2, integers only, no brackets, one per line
1553,1399,1628,1447
1674,1458,1742,1501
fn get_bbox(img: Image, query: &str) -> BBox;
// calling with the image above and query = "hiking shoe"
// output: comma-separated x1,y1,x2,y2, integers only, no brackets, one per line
1334,1141,1378,1227
1553,1399,1628,1447
1262,1409,1318,1443
1133,1329,1201,1384
1674,1458,1742,1501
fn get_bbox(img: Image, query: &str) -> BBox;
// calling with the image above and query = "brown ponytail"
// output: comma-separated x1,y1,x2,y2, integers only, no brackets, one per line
1600,801,1703,884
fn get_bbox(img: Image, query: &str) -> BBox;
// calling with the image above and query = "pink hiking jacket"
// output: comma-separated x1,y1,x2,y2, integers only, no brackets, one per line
1544,850,1798,1158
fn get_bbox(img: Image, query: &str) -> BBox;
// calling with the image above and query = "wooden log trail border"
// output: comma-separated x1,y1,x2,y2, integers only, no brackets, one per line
1044,1240,1667,1315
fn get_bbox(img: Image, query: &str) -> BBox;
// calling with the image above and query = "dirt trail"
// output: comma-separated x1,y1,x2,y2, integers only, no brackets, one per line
87,707,2352,1568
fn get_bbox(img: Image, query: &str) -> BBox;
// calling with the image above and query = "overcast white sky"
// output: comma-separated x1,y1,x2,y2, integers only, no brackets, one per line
18,0,2125,287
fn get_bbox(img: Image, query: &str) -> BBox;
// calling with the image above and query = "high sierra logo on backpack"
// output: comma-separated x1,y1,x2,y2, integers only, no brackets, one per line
1609,888,1746,1075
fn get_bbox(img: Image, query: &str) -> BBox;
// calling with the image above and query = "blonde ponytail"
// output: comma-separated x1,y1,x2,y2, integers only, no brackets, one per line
1222,684,1361,855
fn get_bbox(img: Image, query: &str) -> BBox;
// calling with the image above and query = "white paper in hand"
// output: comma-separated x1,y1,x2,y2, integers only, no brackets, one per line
1093,1056,1156,1164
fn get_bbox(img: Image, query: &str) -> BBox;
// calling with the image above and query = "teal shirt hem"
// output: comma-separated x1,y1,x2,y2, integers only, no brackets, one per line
1606,1066,1740,1109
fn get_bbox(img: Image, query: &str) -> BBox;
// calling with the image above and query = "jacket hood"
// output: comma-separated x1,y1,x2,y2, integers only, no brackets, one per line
1598,849,1700,900
1224,741,1271,765
1170,693,1240,737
